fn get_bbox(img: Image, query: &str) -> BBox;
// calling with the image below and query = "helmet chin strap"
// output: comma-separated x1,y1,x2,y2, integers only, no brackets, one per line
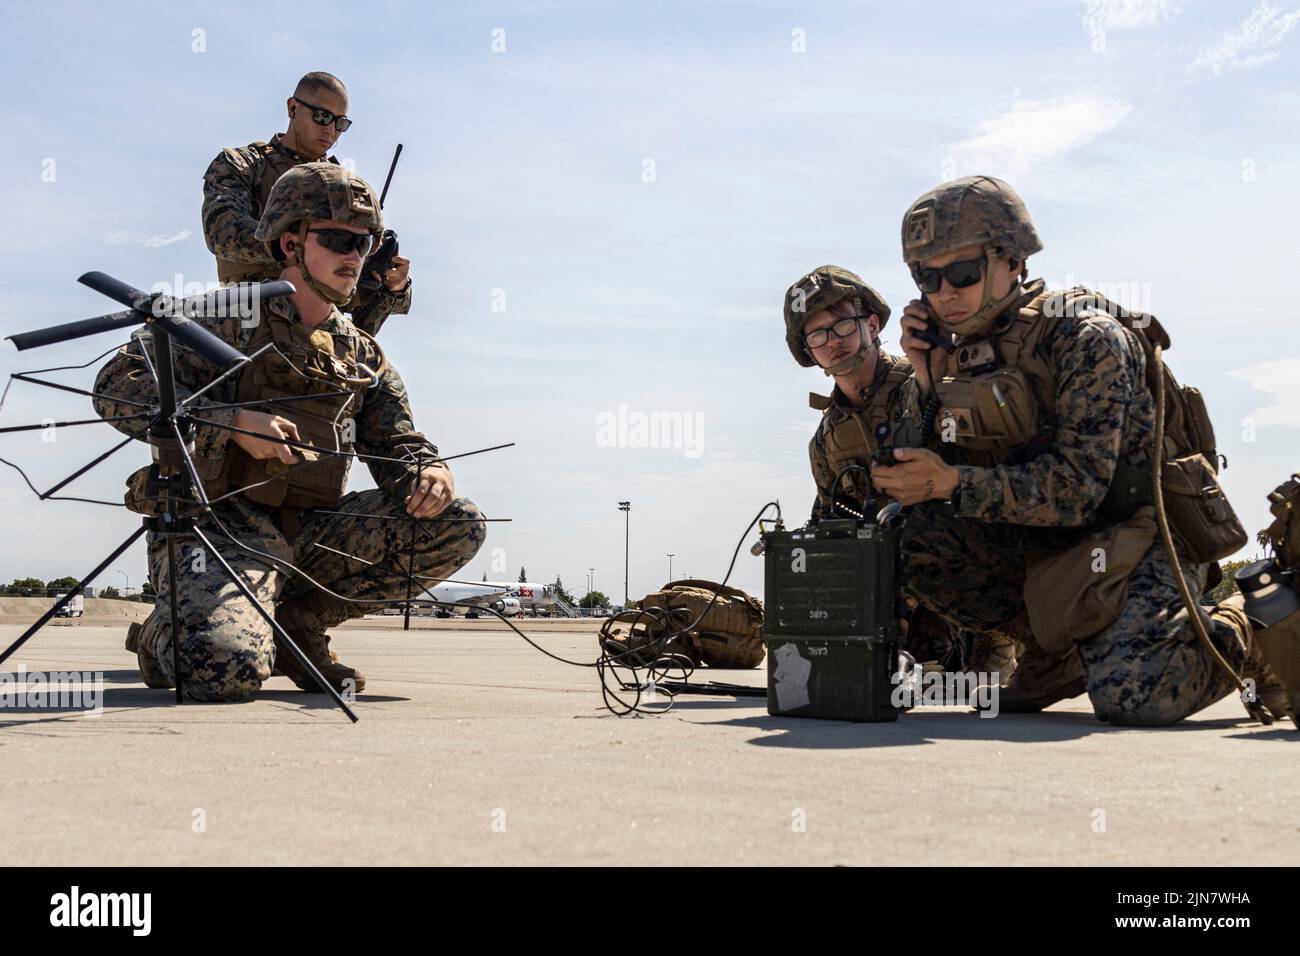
821,319,879,377
942,246,1024,338
291,221,354,307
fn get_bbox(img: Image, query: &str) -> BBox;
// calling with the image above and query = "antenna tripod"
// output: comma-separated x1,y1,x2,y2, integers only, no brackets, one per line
0,272,357,720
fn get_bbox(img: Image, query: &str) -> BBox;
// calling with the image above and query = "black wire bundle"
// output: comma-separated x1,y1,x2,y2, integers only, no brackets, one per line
594,501,780,716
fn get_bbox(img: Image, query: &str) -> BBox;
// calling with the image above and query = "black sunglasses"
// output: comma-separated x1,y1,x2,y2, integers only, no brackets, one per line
912,256,986,294
293,97,353,132
308,228,374,257
803,314,869,349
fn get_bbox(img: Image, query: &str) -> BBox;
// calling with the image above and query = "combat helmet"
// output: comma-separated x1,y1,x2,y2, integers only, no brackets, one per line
783,265,891,376
900,175,1042,337
255,162,384,306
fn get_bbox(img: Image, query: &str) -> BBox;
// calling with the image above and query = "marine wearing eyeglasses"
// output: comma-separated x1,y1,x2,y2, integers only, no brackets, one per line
783,265,911,518
784,267,969,672
201,71,413,336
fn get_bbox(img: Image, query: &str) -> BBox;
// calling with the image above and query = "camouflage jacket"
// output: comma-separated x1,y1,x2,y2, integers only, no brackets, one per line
91,294,436,505
201,132,412,335
891,287,1155,531
808,350,912,513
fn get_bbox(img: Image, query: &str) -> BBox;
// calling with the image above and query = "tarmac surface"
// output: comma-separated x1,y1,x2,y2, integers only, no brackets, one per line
2,620,1297,866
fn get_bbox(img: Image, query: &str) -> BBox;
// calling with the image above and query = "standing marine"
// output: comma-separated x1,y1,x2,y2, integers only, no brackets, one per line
201,71,412,336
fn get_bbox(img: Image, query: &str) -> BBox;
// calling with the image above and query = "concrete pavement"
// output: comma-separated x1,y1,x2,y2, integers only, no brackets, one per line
1,622,1296,866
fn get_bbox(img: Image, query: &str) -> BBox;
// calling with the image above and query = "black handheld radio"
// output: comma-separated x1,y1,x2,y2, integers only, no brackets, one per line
359,144,403,294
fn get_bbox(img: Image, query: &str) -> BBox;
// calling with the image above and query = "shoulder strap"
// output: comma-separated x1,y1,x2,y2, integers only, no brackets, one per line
999,288,1060,367
990,287,1062,414
809,391,832,411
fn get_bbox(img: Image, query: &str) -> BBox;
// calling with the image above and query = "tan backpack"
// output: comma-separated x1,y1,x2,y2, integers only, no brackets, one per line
602,579,765,669
1040,289,1247,563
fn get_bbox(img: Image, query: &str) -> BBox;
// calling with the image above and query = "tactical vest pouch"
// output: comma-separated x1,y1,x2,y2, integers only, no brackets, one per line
935,366,1039,450
1023,506,1158,655
220,317,359,510
822,412,878,513
1160,454,1247,564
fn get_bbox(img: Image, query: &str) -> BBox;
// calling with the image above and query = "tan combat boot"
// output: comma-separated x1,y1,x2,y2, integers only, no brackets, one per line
966,623,1023,688
125,618,172,689
1210,600,1293,725
273,606,366,697
999,633,1087,713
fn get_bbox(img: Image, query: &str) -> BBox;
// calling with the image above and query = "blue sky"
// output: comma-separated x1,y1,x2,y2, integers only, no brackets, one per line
1,0,1298,600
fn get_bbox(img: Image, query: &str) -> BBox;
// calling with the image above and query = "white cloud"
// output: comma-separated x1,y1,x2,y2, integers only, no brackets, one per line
1230,359,1300,428
1189,1,1300,76
945,95,1133,177
1082,0,1182,32
104,230,191,248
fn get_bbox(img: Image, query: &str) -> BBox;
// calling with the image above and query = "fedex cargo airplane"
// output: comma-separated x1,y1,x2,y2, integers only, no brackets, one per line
422,580,557,616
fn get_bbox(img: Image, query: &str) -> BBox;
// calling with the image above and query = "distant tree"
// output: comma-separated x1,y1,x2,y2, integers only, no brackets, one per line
142,581,157,597
482,572,488,582
1257,529,1271,549
579,590,610,609
10,577,44,595
100,586,121,599
519,566,527,582
47,576,79,591
1208,556,1263,604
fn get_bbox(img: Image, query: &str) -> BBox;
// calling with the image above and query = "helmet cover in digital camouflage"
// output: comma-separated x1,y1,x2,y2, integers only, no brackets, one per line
255,162,383,305
784,265,891,371
900,176,1042,336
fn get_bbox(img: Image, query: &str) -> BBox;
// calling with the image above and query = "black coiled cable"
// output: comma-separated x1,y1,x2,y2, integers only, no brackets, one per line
594,501,781,716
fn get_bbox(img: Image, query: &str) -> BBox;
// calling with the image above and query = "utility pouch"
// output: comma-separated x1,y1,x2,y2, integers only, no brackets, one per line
1023,507,1158,655
1161,454,1247,564
935,366,1039,450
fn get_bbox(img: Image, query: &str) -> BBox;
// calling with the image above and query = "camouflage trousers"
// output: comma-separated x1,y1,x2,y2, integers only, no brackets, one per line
141,490,487,701
898,503,1245,726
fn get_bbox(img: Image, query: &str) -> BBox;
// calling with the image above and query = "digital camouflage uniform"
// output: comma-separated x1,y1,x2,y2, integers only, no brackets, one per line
890,176,1257,726
98,164,484,702
201,133,412,336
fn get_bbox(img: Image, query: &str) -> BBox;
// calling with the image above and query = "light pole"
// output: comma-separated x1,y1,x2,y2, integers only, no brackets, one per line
667,553,674,582
588,568,595,613
118,570,129,595
618,501,630,606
